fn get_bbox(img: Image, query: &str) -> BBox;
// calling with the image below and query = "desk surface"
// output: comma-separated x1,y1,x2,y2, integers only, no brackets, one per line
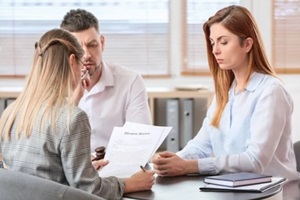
123,175,283,200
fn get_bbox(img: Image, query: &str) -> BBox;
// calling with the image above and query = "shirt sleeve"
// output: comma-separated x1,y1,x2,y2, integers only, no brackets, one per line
60,108,125,200
125,74,152,124
176,97,216,173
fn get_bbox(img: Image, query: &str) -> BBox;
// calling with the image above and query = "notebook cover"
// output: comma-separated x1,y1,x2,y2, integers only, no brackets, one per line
203,172,272,187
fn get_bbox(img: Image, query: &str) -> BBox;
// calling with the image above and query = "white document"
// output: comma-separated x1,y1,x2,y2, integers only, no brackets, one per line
98,122,172,178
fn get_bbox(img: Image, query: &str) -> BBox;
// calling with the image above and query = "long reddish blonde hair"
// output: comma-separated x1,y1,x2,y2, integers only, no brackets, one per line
203,5,276,127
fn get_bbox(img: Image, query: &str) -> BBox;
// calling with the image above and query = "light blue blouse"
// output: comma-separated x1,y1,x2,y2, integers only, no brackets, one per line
177,72,299,181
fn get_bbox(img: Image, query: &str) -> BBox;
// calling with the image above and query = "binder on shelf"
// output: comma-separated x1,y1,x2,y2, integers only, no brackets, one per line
166,99,179,152
4,98,16,108
0,99,5,115
180,99,193,149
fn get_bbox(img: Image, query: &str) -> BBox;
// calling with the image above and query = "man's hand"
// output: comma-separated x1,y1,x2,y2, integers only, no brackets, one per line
71,68,92,106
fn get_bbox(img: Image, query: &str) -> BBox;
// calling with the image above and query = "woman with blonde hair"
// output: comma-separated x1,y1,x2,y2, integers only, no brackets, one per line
0,28,154,200
152,5,299,182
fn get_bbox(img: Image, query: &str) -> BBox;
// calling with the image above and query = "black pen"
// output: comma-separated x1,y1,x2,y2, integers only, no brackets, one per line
140,165,146,172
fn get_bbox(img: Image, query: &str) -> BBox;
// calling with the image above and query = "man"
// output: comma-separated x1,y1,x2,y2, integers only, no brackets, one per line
60,9,151,154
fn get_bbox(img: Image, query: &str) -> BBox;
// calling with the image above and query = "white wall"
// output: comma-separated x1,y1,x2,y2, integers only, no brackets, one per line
281,75,300,142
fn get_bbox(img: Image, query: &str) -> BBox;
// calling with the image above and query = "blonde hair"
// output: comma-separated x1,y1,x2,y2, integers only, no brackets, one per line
0,28,84,140
203,5,276,127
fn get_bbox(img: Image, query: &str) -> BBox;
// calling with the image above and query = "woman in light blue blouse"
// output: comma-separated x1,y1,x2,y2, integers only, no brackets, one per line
152,5,299,182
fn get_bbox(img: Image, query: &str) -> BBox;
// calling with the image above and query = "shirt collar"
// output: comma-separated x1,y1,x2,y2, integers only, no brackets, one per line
231,71,265,93
97,61,115,87
244,72,265,92
87,62,115,95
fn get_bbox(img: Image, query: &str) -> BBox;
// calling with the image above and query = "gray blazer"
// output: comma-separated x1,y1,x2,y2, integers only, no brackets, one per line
0,168,105,200
1,105,124,200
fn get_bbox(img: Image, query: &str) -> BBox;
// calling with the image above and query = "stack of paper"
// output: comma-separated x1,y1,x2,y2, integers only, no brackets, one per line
200,176,286,193
203,172,272,187
98,122,172,178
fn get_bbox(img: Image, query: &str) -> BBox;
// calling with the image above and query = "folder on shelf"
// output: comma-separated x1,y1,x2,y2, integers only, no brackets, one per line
180,98,193,149
4,98,15,108
166,99,179,152
0,99,5,115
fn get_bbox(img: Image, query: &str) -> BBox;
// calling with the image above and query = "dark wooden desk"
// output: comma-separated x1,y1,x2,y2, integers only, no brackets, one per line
123,175,283,200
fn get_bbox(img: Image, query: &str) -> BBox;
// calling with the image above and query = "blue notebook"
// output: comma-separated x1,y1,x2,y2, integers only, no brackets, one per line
203,172,272,187
200,177,286,193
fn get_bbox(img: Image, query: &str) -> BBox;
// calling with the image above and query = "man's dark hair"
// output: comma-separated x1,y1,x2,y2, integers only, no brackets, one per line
60,9,99,32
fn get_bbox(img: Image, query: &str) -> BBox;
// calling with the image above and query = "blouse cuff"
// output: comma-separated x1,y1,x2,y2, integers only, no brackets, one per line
198,157,216,174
